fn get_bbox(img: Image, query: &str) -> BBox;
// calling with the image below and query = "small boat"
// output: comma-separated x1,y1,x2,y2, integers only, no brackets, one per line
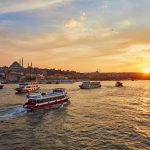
79,81,101,89
0,82,4,89
23,88,70,110
15,82,40,94
115,81,123,87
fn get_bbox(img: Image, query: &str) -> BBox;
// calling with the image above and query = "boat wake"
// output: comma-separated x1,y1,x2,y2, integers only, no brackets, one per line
0,106,27,121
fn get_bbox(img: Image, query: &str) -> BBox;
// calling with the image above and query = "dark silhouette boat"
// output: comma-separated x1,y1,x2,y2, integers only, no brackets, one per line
115,81,123,87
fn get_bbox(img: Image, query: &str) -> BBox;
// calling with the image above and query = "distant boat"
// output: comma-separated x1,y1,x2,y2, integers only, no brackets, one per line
79,81,101,89
0,82,4,89
15,82,40,94
23,88,70,110
115,81,123,87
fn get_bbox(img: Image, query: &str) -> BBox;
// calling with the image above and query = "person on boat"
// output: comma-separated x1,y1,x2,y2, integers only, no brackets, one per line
26,91,30,98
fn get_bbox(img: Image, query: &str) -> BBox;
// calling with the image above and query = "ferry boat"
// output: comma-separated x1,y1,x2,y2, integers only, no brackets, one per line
23,88,70,110
15,82,40,93
79,81,101,89
0,82,4,89
115,81,123,87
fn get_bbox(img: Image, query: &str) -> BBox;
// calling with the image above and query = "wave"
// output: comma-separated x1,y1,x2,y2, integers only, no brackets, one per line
0,105,26,121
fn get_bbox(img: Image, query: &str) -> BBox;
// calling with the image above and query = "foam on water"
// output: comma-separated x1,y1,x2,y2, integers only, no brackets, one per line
0,106,27,121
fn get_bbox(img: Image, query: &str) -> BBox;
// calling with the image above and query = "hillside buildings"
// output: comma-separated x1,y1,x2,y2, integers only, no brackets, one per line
0,59,150,83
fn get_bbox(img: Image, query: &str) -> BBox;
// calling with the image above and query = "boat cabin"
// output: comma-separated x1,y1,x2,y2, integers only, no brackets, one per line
27,93,66,104
52,88,67,94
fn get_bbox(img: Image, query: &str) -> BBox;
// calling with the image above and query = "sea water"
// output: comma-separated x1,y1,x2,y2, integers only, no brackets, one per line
0,81,150,150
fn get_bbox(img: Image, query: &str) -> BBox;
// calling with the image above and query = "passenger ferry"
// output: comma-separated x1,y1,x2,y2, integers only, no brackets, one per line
23,88,70,110
15,82,40,93
79,81,101,89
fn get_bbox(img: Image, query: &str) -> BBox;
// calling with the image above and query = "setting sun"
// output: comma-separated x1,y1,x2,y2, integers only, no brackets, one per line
143,67,150,73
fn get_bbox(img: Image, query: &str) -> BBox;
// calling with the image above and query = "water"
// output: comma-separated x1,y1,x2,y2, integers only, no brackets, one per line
0,81,150,150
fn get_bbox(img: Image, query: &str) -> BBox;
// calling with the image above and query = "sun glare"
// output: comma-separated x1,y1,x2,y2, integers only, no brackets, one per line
143,67,150,73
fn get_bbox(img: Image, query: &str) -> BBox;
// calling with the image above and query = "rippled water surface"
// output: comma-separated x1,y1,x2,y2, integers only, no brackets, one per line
0,81,150,150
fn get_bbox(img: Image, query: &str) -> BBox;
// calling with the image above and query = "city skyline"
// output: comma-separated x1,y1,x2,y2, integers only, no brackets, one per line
0,0,150,73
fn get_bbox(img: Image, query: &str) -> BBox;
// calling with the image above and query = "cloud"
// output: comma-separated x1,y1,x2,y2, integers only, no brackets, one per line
65,12,86,28
117,20,132,29
0,0,70,14
65,19,81,28
0,0,150,72
80,12,86,21
1,24,150,61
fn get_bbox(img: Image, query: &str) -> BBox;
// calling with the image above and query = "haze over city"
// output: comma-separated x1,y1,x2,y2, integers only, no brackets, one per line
0,0,150,73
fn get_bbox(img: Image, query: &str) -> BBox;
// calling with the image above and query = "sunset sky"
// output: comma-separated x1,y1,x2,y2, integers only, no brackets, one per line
0,0,150,72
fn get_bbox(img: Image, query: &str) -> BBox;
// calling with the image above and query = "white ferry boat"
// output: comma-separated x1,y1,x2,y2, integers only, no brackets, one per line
79,81,101,89
15,82,40,93
23,88,70,110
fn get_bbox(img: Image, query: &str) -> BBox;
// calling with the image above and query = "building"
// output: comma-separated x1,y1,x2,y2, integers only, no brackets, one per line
6,61,23,82
6,72,23,82
9,61,23,72
0,68,5,80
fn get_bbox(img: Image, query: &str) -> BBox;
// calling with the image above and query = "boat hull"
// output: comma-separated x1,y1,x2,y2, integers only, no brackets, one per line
79,85,101,89
23,98,69,110
115,85,123,87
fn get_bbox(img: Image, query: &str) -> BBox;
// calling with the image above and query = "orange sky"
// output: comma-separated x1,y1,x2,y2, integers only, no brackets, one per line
0,0,150,72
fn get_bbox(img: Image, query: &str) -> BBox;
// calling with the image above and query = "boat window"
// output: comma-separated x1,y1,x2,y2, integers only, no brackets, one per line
37,100,40,103
58,96,63,99
37,100,42,103
44,98,49,102
53,97,57,100
41,93,46,96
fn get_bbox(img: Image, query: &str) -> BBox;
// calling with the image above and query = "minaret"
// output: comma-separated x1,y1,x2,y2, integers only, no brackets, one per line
22,57,24,68
31,62,32,68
